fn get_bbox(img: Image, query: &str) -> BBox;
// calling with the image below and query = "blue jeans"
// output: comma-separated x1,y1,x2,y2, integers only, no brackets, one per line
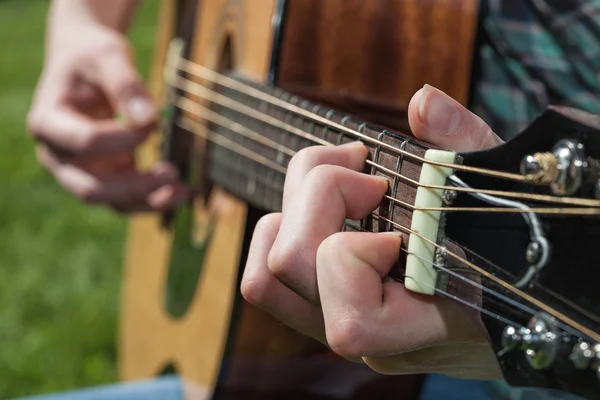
14,374,507,400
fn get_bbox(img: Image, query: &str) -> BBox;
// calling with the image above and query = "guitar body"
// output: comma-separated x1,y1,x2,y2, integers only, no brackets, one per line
120,0,479,398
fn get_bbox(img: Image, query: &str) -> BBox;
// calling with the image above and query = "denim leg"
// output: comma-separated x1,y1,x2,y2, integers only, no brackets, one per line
11,375,184,400
418,374,502,400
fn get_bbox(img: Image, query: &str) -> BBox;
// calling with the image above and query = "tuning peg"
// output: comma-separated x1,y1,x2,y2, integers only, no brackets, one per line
501,325,528,351
520,139,586,196
570,342,595,370
500,313,559,370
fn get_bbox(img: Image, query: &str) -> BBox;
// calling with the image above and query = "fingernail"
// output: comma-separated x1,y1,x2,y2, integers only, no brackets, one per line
373,174,390,185
418,84,461,135
127,97,155,125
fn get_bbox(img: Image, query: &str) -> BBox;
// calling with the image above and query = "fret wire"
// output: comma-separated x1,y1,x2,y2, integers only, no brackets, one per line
388,140,408,231
175,99,600,214
371,130,385,176
288,96,300,153
230,161,283,192
174,77,600,207
322,110,336,140
372,129,388,233
177,101,600,342
179,98,296,157
339,116,352,145
178,61,536,183
308,105,320,137
178,116,287,174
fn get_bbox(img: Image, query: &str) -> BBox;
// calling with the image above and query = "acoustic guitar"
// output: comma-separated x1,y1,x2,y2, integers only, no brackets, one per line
119,1,600,399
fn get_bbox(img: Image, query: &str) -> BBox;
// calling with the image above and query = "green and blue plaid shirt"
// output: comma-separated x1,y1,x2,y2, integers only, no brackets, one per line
469,1,600,399
473,0,600,140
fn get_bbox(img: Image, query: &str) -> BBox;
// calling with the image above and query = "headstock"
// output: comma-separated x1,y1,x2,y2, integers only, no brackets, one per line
441,106,600,399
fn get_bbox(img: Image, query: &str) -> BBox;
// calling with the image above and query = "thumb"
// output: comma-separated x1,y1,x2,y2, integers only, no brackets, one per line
91,38,157,127
408,84,504,152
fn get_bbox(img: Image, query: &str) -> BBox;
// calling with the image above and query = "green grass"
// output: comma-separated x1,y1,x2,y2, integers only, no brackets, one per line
0,1,159,397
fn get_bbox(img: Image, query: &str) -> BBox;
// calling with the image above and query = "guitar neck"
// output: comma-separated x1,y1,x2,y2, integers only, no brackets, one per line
179,71,430,235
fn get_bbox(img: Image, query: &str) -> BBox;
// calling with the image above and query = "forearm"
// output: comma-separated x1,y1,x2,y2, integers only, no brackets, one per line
49,0,141,32
45,0,141,68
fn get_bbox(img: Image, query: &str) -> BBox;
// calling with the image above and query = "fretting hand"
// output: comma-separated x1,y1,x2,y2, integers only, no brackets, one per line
241,84,505,379
27,2,187,213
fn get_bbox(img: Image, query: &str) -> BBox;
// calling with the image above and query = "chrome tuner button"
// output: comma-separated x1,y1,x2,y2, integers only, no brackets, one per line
520,155,544,177
570,342,594,370
551,139,585,196
524,312,559,370
520,139,586,196
502,325,525,351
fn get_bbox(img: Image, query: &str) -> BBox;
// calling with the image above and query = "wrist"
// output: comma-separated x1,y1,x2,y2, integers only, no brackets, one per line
45,0,139,65
49,0,140,32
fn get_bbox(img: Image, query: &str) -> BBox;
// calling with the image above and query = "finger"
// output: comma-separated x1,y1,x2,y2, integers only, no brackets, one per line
89,38,156,127
316,232,484,360
282,141,368,212
38,146,182,211
268,166,388,304
241,213,326,344
28,106,151,157
407,84,504,152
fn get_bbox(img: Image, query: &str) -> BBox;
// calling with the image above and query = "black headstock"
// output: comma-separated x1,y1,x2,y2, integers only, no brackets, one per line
442,106,600,399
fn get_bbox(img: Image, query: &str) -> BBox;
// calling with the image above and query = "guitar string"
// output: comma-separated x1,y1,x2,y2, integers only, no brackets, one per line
171,77,600,208
175,116,598,342
175,59,529,183
370,213,597,342
174,104,600,216
397,248,589,340
207,133,584,339
177,122,528,332
343,222,532,329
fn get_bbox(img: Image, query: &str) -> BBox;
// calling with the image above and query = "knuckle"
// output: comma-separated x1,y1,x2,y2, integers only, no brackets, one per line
287,146,329,174
326,316,369,359
26,109,46,140
267,243,302,282
240,275,268,307
304,164,338,187
72,124,99,153
317,233,349,266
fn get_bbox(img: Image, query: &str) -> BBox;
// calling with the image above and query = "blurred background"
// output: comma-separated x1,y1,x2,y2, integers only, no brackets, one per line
0,1,159,397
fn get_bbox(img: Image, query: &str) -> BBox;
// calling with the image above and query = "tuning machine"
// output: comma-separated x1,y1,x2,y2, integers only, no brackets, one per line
520,139,590,196
501,312,560,370
570,342,600,382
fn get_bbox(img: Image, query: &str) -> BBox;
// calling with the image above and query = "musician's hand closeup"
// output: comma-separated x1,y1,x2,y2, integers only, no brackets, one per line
241,84,504,379
27,3,186,213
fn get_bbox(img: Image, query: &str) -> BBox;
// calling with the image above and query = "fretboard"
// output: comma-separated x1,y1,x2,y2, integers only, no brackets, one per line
185,71,431,234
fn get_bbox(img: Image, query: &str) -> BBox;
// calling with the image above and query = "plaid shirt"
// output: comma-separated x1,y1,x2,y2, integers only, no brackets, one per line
471,0,600,140
468,1,599,399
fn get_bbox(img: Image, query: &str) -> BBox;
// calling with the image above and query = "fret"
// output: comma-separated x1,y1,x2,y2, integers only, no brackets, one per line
387,139,408,231
338,116,352,145
307,105,320,138
321,110,336,141
195,71,427,228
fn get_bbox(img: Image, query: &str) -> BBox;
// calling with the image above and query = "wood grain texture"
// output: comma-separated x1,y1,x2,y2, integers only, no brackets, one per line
277,0,479,133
